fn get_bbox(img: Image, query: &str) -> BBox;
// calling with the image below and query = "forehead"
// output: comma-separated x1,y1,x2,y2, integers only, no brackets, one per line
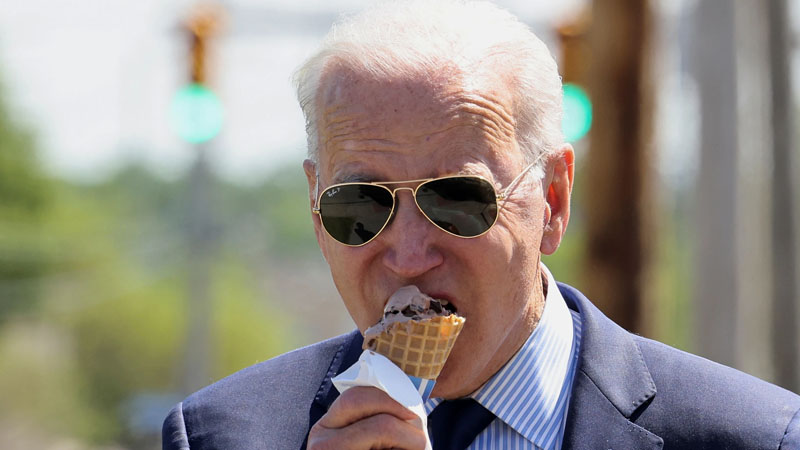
315,64,523,181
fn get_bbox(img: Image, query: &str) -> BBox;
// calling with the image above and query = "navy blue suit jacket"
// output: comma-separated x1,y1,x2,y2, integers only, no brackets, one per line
163,283,800,449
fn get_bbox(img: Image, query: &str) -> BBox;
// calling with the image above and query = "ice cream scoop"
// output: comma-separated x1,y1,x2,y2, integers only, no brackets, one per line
363,285,465,380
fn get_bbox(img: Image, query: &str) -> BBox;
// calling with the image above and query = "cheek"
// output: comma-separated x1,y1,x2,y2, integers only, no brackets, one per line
325,246,383,328
500,203,545,249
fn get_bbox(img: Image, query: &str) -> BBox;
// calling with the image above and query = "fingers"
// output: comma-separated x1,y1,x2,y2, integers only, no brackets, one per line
319,386,418,428
308,413,427,450
307,386,427,450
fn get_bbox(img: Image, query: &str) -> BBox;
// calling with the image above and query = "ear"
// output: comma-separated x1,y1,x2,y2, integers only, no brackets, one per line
540,144,575,255
303,159,329,260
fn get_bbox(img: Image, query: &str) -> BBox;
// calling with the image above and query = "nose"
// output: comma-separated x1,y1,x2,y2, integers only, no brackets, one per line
379,189,444,279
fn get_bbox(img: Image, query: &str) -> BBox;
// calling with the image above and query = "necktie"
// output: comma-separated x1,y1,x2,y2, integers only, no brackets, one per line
428,398,495,450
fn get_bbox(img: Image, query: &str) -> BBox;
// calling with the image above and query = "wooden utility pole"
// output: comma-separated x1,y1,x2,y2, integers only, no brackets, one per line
580,0,654,333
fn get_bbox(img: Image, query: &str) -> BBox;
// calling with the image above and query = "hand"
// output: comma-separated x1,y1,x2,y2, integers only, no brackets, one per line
307,386,428,450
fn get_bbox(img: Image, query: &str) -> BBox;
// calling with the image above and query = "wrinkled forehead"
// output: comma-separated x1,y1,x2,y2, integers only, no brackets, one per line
317,63,465,123
313,62,522,175
316,57,516,113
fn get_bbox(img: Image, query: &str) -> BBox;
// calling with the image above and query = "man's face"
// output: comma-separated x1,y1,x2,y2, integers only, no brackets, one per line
304,66,564,398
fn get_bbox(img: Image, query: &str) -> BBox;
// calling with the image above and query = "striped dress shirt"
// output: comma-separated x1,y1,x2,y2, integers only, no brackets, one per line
424,265,582,450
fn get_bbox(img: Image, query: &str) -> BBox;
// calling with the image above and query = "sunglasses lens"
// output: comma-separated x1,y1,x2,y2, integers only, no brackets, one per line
318,184,394,245
416,177,498,237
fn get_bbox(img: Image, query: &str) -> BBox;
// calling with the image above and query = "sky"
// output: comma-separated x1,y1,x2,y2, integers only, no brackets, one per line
0,0,583,184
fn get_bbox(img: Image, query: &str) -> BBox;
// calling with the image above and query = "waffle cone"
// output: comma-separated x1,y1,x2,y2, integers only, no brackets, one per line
363,315,465,379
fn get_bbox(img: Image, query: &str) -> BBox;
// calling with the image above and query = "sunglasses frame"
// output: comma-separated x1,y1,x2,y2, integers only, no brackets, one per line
312,161,539,247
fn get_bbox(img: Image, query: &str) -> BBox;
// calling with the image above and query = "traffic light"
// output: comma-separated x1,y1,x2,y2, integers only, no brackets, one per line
170,83,223,144
171,5,224,144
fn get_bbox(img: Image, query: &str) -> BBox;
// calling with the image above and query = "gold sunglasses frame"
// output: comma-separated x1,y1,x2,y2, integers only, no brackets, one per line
312,161,538,247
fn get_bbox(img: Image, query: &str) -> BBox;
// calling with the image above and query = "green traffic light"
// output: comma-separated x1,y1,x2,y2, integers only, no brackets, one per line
170,83,223,144
562,83,592,142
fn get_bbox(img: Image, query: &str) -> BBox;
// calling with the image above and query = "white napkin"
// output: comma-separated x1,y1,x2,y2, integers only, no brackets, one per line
332,350,433,450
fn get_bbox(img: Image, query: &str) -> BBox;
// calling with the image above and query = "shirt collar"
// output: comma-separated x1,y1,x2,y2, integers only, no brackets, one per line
425,264,576,448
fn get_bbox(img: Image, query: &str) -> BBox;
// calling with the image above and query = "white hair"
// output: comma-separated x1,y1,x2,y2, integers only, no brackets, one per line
292,0,563,174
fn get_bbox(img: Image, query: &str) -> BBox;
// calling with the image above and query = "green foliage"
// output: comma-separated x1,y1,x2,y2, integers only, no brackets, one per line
211,256,292,380
38,168,297,446
0,98,49,217
0,321,105,440
253,164,319,256
650,198,693,352
66,274,185,441
0,83,52,319
0,73,317,448
0,151,311,447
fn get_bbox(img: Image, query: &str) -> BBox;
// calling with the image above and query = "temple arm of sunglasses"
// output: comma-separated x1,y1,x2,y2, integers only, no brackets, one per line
496,161,538,202
312,172,321,213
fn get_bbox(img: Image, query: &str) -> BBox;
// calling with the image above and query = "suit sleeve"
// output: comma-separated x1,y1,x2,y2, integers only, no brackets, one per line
781,407,800,450
163,402,191,450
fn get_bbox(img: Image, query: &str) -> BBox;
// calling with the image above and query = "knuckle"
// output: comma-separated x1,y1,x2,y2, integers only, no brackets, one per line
367,413,400,436
334,386,385,413
335,389,360,410
306,425,335,450
306,424,323,448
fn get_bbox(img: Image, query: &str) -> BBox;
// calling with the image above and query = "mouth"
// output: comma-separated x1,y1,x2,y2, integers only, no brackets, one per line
426,291,459,314
379,287,460,314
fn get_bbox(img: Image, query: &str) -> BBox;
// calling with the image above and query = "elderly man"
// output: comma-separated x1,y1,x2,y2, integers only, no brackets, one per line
163,1,800,449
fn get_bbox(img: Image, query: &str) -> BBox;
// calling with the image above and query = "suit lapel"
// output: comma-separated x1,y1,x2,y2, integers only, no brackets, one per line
559,283,664,450
302,330,363,448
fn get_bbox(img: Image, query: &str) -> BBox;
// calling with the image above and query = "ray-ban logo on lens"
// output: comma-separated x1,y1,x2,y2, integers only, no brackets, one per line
326,188,340,197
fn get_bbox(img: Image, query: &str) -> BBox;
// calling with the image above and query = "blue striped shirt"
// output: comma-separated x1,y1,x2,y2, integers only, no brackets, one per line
424,265,582,450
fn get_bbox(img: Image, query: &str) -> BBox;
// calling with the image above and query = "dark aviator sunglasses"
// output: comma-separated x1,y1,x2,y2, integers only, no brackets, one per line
312,160,541,247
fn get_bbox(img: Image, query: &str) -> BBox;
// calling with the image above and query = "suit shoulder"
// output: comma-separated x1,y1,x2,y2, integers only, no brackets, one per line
632,335,800,448
166,332,356,450
187,331,351,403
634,335,798,401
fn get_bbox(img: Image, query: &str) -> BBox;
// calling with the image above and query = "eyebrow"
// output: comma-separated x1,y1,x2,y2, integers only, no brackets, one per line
330,168,490,185
332,173,377,184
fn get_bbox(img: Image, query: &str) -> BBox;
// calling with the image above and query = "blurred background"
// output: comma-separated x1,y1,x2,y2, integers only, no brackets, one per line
0,0,798,447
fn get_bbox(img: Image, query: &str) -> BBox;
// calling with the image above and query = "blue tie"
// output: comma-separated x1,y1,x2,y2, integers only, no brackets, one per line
428,398,495,450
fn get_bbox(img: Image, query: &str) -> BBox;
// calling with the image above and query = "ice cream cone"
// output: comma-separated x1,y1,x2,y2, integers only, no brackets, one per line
363,314,465,379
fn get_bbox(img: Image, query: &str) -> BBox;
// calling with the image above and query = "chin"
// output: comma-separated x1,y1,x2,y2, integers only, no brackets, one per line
431,360,473,399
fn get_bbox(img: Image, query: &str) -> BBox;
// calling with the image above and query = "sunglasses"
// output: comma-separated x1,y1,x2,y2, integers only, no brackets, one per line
312,161,539,246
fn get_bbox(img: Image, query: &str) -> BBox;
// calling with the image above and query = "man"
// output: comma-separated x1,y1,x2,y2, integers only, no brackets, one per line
163,1,800,449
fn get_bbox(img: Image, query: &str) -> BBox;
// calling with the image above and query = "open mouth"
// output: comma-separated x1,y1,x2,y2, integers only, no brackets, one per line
392,297,457,318
426,292,458,314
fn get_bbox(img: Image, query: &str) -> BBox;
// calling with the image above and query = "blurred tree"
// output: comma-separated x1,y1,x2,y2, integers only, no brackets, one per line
0,79,52,320
0,61,320,448
0,159,305,448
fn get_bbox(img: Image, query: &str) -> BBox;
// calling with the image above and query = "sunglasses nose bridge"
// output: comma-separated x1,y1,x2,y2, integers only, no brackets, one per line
375,184,430,234
389,185,429,219
390,186,416,195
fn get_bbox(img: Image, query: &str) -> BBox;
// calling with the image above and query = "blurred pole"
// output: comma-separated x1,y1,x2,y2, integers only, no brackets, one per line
582,0,654,333
767,0,798,392
179,5,223,394
732,0,775,382
691,0,739,369
184,144,214,393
